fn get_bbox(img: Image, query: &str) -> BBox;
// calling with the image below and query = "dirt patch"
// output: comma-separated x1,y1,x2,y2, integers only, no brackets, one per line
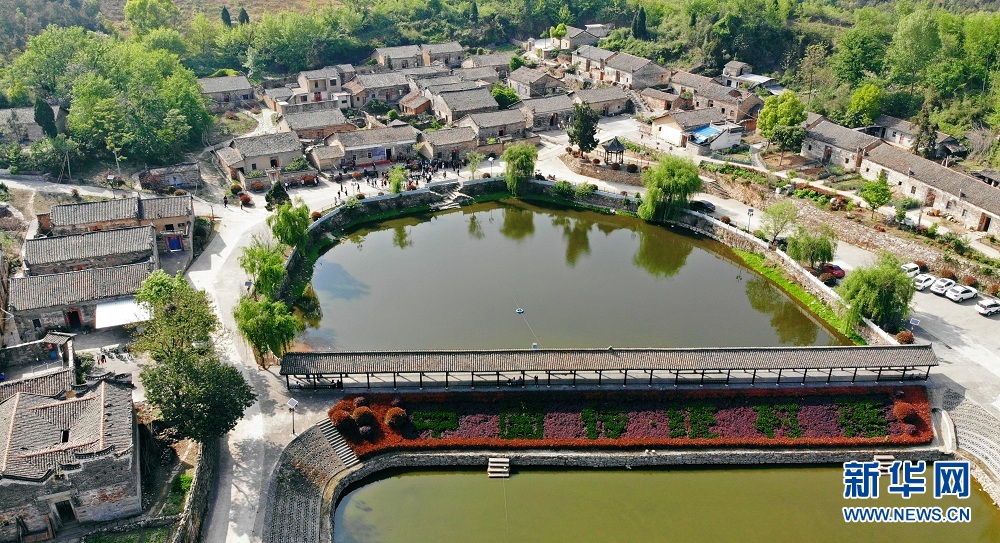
761,152,812,170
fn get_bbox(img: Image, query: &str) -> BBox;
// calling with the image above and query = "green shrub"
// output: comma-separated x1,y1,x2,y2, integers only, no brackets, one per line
411,410,459,438
753,404,802,438
499,403,543,439
687,406,718,438
667,408,687,438
284,156,309,172
574,183,596,199
552,180,574,199
836,399,888,438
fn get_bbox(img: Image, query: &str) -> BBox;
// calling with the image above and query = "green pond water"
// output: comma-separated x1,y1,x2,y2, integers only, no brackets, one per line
296,199,848,349
334,467,1000,543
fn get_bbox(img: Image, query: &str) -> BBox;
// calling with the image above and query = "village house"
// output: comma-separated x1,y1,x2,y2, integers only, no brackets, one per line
314,125,420,169
293,67,347,103
399,91,432,115
801,114,883,170
372,45,424,69
343,72,411,107
9,261,154,341
508,67,564,99
23,226,157,276
453,67,501,84
277,109,356,141
461,52,516,78
197,75,254,109
650,108,738,148
639,87,691,112
520,94,575,131
139,163,200,190
411,75,467,93
0,376,140,542
571,45,617,80
0,106,60,144
573,86,630,116
416,127,478,162
421,42,464,67
716,60,785,95
431,87,498,123
602,53,670,89
215,131,304,177
666,70,763,121
864,114,968,159
456,110,529,144
559,26,600,50
261,87,295,112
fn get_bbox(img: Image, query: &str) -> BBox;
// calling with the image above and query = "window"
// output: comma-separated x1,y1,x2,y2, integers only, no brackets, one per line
845,157,850,164
946,200,953,210
865,167,870,172
251,163,257,170
367,151,372,158
61,430,69,443
165,224,175,232
962,209,968,217
270,158,279,168
177,223,186,229
330,79,337,87
807,144,812,151
910,186,917,195
313,81,319,88
32,319,41,328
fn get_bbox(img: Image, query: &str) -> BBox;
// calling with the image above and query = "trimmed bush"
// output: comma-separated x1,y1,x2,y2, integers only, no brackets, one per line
611,162,620,170
482,173,491,178
962,275,978,287
330,409,355,432
893,401,922,425
988,284,1000,296
311,210,322,221
352,406,377,426
896,330,915,344
356,193,366,199
720,216,731,225
385,407,408,429
940,268,956,280
230,184,243,195
626,163,639,173
818,273,836,286
592,158,600,165
239,194,253,206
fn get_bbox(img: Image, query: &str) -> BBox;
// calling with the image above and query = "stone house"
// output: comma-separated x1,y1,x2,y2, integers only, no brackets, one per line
197,75,254,109
315,125,420,169
372,45,423,69
0,378,140,542
343,72,411,107
399,91,432,116
520,94,575,131
23,226,157,276
417,127,478,162
573,86,629,116
864,114,967,159
215,132,304,177
456,110,529,144
432,87,499,123
571,45,617,80
639,88,691,112
461,53,516,78
277,109,356,141
9,261,153,341
295,67,345,102
559,26,600,50
801,114,883,170
651,108,729,147
453,67,501,84
602,53,669,89
139,163,200,190
507,67,563,99
667,70,763,121
421,42,464,67
0,107,59,144
716,60,784,95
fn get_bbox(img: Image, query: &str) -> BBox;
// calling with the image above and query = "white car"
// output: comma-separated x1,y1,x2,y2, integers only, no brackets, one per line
945,285,978,302
929,278,956,295
901,263,921,278
976,298,1000,316
914,274,937,291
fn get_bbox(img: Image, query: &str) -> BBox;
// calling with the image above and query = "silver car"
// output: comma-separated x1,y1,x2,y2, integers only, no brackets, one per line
945,285,978,302
976,298,1000,316
929,278,956,295
914,273,936,291
901,263,920,278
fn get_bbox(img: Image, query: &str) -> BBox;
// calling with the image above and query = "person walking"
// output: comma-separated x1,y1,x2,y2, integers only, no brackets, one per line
223,196,228,208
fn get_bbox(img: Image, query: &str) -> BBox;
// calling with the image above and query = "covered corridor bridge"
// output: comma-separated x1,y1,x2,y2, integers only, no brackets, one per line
280,344,937,390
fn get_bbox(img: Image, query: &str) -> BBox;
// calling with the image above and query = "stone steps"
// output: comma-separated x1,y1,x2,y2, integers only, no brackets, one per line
948,400,1000,480
873,454,895,475
488,457,510,478
627,90,651,115
318,419,360,468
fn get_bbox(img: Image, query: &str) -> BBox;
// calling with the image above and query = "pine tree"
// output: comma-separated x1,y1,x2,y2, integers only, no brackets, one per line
0,91,9,110
33,98,57,138
469,0,479,23
238,7,250,24
221,6,232,27
911,105,937,159
634,7,648,40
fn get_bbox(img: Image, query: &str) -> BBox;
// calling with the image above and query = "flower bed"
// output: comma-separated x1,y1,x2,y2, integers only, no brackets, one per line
327,387,932,459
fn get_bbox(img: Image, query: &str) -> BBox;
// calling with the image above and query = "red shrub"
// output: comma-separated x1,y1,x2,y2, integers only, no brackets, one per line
352,406,376,426
989,284,1000,296
962,275,978,287
611,162,620,170
895,330,914,344
626,163,639,173
913,260,928,272
940,268,956,280
311,211,322,221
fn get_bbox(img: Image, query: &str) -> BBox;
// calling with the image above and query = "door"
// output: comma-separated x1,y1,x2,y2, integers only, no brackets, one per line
550,114,557,127
823,147,832,164
66,310,82,329
314,92,322,102
55,500,77,525
979,214,992,232
385,148,392,161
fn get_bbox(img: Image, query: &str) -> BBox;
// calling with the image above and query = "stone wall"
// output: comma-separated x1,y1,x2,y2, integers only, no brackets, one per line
27,249,154,277
475,134,541,157
0,337,70,370
14,304,96,343
559,154,645,187
170,439,219,543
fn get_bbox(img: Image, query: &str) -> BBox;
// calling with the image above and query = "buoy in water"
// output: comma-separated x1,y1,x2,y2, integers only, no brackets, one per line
516,308,525,314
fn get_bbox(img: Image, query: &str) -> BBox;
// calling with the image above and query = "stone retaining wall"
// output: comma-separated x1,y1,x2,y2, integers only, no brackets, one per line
170,439,219,543
559,154,645,186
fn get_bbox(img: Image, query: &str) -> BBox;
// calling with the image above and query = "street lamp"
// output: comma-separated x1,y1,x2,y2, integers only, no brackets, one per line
488,156,494,177
287,398,299,435
747,208,754,231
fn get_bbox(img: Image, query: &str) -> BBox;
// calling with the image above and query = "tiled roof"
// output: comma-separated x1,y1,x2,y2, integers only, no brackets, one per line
425,81,481,95
509,67,554,85
640,88,681,102
462,53,514,68
216,146,242,167
400,92,430,109
329,125,419,150
574,45,616,62
282,109,349,131
140,195,193,220
413,75,465,90
24,226,155,267
197,75,252,94
574,86,628,104
459,109,527,129
564,26,594,39
281,345,938,375
354,72,409,90
147,163,198,177
658,108,727,130
866,144,1000,216
805,119,881,151
421,127,477,146
874,114,958,146
0,107,44,141
398,66,449,78
299,67,340,80
421,41,463,54
0,381,133,481
264,87,294,100
9,262,153,311
438,88,498,113
520,94,575,114
232,132,302,159
50,198,139,227
606,52,656,72
0,369,74,404
669,70,716,89
670,70,753,103
455,67,500,81
375,45,423,59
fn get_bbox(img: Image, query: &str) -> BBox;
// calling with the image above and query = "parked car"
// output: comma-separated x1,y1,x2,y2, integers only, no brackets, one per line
929,278,956,295
901,263,920,278
690,200,716,213
945,285,978,302
976,298,1000,316
914,273,937,291
821,263,846,279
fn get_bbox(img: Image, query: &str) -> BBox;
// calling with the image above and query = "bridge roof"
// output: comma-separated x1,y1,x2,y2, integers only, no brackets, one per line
280,345,937,376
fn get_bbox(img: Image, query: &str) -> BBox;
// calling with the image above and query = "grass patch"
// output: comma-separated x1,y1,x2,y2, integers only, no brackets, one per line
85,525,175,543
159,472,193,516
732,248,865,345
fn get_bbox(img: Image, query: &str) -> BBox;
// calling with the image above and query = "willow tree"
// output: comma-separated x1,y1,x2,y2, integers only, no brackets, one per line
238,234,286,300
233,296,303,367
501,143,538,196
837,252,915,331
267,200,310,248
637,155,702,222
389,165,406,194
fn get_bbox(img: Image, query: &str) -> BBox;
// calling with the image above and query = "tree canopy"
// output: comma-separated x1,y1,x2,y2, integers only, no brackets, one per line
860,171,893,218
501,143,538,196
267,200,311,248
637,155,702,222
234,296,303,366
123,0,180,37
133,270,218,365
759,200,799,245
238,235,287,300
491,84,520,109
785,225,837,270
837,252,915,331
388,165,406,194
567,102,600,154
757,91,806,142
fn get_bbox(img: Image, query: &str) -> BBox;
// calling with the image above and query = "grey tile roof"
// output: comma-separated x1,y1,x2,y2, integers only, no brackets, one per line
421,127,477,146
439,88,498,113
282,109,349,131
140,195,193,220
874,114,958,146
375,45,423,59
0,369,74,404
669,70,716,89
50,198,139,227
640,88,681,102
398,66,449,78
299,67,340,80
413,75,465,90
232,132,302,159
329,125,419,150
606,52,655,72
24,226,155,267
400,92,430,109
866,144,1000,216
462,53,514,68
280,344,938,375
660,108,727,130
425,81,481,95
354,72,410,90
216,146,242,167
670,70,753,103
0,381,133,481
564,26,593,39
509,67,553,85
147,163,198,177
455,67,500,81
9,262,153,311
805,119,881,151
265,87,294,100
574,86,628,104
421,41,463,54
574,45,616,62
520,94,575,114
460,109,527,129
197,75,252,94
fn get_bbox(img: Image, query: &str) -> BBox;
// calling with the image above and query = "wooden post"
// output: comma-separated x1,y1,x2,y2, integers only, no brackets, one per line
648,370,653,386
801,369,808,385
827,368,833,383
366,373,370,389
852,367,859,383
597,370,603,386
419,372,423,389
572,371,577,387
876,367,883,382
393,372,397,389
725,369,731,386
751,369,757,386
622,369,628,387
445,371,449,389
776,369,782,384
496,371,501,388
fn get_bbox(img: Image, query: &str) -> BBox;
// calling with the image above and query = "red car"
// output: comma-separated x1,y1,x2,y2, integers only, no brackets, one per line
821,263,846,278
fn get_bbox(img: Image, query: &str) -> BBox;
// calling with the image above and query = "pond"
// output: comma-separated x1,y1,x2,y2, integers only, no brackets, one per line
295,199,848,350
334,467,1000,543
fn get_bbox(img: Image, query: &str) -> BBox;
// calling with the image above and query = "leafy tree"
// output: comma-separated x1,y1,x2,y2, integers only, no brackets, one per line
221,6,232,27
550,23,567,41
267,200,311,248
466,151,485,180
234,296,303,366
637,155,702,222
759,200,799,245
911,105,938,158
567,102,600,155
757,91,806,143
133,270,218,366
33,98,57,138
238,7,250,24
389,165,406,194
238,235,287,299
7,26,90,97
837,252,915,330
798,43,829,96
770,125,805,166
785,225,837,270
631,6,648,40
469,0,478,23
124,0,181,36
265,181,290,211
885,9,941,91
509,55,525,73
501,142,538,196
0,92,8,109
143,28,190,59
491,84,520,109
141,355,256,442
831,9,892,87
842,84,883,128
860,171,893,218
